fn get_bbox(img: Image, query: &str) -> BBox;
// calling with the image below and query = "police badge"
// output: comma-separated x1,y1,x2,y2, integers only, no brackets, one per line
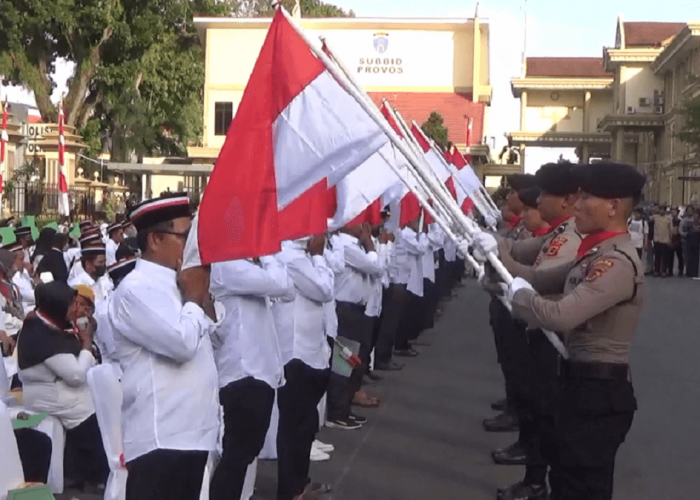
373,32,389,54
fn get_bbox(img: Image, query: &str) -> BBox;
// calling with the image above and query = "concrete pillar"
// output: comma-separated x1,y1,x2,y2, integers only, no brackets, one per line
520,91,528,131
583,91,592,133
519,144,526,173
581,144,590,164
613,130,624,162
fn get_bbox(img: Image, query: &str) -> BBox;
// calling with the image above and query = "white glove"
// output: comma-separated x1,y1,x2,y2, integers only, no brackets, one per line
456,238,471,259
473,231,498,257
507,277,534,303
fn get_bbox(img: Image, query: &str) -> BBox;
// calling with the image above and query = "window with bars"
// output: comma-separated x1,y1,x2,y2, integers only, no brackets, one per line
214,102,233,136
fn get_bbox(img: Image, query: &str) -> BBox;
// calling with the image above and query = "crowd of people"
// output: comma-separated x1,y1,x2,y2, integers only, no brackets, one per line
1,191,468,500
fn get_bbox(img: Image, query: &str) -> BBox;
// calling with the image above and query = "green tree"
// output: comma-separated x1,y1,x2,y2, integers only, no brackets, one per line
421,111,450,151
678,97,700,153
255,0,354,17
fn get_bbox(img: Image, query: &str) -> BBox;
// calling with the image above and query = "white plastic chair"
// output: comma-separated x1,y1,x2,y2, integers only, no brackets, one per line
0,400,24,500
87,365,127,500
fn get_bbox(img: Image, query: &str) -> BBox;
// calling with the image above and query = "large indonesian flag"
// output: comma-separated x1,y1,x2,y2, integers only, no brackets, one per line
184,9,388,267
57,105,70,216
1,98,7,195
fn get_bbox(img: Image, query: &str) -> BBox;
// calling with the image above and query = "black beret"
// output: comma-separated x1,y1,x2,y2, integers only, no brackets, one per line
506,174,537,191
518,187,541,209
128,193,191,231
574,162,646,199
535,162,579,196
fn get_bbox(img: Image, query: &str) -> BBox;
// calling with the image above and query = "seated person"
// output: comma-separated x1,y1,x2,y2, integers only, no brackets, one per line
17,281,108,489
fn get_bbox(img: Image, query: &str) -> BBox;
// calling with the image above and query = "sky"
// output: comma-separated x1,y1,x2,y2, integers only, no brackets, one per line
3,0,700,171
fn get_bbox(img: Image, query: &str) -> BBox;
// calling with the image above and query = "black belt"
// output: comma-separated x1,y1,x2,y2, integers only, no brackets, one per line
563,361,629,381
336,301,366,313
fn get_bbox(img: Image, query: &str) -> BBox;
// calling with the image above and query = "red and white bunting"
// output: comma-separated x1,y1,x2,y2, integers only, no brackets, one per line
1,97,8,164
57,104,70,216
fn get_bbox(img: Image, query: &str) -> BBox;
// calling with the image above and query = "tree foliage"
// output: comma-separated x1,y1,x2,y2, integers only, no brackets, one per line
421,111,450,151
678,97,700,153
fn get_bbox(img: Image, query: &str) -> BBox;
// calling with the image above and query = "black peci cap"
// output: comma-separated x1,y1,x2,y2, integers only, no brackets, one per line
518,187,541,209
574,162,646,200
535,162,579,196
14,226,32,237
107,222,123,234
127,193,191,232
81,242,106,257
2,242,23,252
506,174,537,191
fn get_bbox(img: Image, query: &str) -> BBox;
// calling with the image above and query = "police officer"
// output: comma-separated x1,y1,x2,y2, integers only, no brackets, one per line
485,174,537,432
504,162,645,500
477,163,583,500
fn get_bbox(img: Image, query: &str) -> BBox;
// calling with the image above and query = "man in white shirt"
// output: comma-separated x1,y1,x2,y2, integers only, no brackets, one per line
105,222,124,266
4,242,36,316
209,252,292,500
326,223,385,429
420,223,446,333
68,229,102,282
14,226,34,266
67,242,113,306
109,194,221,500
273,236,335,500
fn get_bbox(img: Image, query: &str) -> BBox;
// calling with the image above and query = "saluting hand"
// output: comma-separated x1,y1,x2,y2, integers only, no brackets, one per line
307,234,326,256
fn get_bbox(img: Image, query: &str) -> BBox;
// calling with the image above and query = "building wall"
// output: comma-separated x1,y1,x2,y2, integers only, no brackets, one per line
202,21,486,150
589,90,613,130
622,64,664,113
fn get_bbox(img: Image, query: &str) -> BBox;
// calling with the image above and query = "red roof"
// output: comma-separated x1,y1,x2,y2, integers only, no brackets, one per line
367,92,485,147
525,57,611,78
27,115,42,124
623,22,685,47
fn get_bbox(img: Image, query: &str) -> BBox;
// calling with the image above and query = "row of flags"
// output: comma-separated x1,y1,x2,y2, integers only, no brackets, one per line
183,8,498,269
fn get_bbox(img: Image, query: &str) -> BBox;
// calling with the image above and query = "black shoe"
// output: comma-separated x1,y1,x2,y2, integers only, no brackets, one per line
326,417,362,430
497,481,548,500
483,412,519,432
348,413,367,424
366,370,382,381
492,443,527,465
492,440,520,455
491,398,508,411
394,348,419,357
375,361,404,371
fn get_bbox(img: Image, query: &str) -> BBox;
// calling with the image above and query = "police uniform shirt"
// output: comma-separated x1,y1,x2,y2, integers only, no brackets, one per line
210,256,292,390
512,233,644,364
331,233,385,306
109,259,224,462
498,217,583,297
273,241,334,370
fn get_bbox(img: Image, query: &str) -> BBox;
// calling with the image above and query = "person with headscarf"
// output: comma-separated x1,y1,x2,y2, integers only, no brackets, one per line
31,227,57,267
4,242,36,317
0,249,25,355
36,233,70,284
17,281,109,488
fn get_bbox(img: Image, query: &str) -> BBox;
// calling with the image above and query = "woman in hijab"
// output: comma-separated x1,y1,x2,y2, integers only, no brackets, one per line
30,227,57,266
0,249,24,355
17,281,108,489
35,233,70,284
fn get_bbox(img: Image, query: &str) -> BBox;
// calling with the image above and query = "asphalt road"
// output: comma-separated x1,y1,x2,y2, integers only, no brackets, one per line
58,276,700,500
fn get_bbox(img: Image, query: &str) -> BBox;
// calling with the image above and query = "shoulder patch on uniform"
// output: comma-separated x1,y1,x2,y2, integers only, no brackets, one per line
545,236,569,257
585,259,614,282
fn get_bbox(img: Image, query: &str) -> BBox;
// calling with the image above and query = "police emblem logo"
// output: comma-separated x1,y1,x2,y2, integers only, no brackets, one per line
373,32,389,54
545,236,569,257
585,259,614,282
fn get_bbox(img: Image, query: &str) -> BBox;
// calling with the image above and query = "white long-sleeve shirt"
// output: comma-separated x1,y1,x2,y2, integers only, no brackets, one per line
109,259,223,461
332,233,384,306
323,243,345,339
397,227,429,296
423,225,445,283
274,242,334,369
365,238,392,317
12,270,35,316
68,270,113,306
210,256,291,390
106,238,119,266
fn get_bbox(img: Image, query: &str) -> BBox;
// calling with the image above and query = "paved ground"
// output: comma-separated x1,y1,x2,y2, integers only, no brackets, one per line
59,275,700,500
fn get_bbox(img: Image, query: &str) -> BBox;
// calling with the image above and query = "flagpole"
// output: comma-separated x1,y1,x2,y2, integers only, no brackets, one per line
296,13,568,359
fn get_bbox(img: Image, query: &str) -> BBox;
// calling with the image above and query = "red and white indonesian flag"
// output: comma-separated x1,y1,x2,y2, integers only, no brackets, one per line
183,10,388,268
1,98,8,164
57,106,70,216
410,124,450,184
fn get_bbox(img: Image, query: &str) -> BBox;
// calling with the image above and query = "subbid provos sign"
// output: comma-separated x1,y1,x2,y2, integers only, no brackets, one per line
357,32,404,75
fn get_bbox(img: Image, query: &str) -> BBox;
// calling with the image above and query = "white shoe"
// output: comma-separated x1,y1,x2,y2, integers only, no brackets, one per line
313,439,334,452
310,447,330,462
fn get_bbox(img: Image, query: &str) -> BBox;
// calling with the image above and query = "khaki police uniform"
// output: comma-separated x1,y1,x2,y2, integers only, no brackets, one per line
511,233,643,500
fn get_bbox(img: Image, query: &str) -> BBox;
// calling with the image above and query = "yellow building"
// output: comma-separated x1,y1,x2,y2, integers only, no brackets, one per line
510,19,700,205
189,13,493,170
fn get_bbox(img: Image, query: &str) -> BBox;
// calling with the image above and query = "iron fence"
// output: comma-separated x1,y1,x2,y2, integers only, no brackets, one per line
7,182,98,220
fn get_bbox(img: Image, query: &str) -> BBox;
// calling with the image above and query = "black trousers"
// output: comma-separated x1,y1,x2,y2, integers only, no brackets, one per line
396,290,424,347
375,284,407,364
14,428,52,483
489,298,528,411
653,242,670,274
277,360,330,500
668,244,684,276
685,236,700,277
210,377,275,500
64,413,109,485
327,301,373,420
126,449,208,500
549,376,636,500
422,278,438,331
518,331,560,486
